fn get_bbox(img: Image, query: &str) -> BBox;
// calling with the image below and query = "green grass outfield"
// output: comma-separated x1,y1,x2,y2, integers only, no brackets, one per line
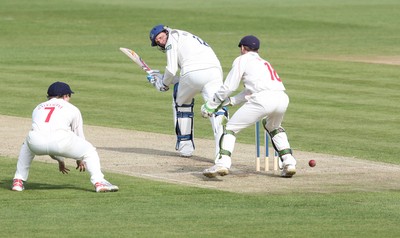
1,157,400,237
1,0,400,237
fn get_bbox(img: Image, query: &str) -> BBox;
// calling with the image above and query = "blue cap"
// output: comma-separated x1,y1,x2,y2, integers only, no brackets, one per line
149,24,166,47
47,81,74,97
238,35,260,50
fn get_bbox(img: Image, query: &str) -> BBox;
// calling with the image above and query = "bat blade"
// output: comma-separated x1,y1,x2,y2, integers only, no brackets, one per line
119,47,152,73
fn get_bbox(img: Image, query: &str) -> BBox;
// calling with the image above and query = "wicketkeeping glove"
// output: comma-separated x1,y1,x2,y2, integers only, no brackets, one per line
201,102,218,118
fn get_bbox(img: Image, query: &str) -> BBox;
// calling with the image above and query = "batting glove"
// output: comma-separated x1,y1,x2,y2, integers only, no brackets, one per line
146,74,156,84
154,79,169,92
146,69,160,84
147,71,169,92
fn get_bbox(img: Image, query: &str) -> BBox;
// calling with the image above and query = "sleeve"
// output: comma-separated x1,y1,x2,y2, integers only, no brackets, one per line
163,68,175,86
163,31,180,86
229,88,250,106
213,56,244,102
70,108,85,139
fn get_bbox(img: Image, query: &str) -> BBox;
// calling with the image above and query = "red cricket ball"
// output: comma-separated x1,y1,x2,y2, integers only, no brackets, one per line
309,160,316,167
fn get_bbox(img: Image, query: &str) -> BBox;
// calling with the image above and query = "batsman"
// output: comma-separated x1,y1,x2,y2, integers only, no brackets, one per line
147,24,228,157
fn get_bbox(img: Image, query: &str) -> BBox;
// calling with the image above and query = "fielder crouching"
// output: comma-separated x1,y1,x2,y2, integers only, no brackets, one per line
201,35,297,178
11,82,119,192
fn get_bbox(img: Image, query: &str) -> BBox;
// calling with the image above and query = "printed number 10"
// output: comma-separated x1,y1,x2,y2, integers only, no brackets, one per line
264,62,281,82
193,35,209,47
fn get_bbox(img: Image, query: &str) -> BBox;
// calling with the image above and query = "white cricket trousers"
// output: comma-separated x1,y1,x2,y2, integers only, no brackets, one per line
217,90,291,168
14,130,105,185
174,67,225,157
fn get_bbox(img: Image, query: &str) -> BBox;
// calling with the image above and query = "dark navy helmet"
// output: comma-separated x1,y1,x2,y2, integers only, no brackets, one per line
47,81,74,97
149,24,167,47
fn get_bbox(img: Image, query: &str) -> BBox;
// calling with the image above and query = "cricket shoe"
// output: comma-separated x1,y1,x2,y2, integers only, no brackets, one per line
179,153,192,158
281,157,297,178
203,165,229,178
281,165,296,178
95,180,119,193
12,179,24,192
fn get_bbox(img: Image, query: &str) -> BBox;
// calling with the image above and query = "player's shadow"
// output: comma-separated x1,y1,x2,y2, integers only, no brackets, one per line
1,179,91,192
98,146,211,163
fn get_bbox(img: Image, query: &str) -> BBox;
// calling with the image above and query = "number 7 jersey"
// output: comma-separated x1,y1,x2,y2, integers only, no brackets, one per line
31,98,85,138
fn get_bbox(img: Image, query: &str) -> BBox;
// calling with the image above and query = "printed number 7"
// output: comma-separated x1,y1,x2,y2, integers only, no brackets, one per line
44,107,55,122
192,35,209,47
264,62,281,82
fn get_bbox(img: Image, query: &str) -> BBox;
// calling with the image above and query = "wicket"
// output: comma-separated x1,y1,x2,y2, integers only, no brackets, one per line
255,121,279,172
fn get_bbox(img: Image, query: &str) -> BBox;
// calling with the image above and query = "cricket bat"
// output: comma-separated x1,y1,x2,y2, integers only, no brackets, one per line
119,47,156,83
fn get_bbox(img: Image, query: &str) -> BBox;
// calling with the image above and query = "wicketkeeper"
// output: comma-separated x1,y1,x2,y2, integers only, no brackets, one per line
201,35,297,178
147,24,228,158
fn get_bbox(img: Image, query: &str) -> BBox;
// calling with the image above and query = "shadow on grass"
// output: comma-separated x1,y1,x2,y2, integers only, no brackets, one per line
0,179,92,192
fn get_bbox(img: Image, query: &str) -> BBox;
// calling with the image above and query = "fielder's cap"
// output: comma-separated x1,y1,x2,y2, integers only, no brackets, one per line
238,35,260,50
47,81,74,97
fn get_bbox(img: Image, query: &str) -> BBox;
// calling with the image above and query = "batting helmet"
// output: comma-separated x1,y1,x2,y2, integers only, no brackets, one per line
149,24,167,47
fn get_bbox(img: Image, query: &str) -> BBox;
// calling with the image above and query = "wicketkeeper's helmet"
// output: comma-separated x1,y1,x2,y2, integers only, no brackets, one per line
149,24,168,47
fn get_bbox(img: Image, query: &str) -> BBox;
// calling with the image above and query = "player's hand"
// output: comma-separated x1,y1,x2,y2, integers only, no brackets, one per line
76,160,86,172
147,72,169,92
152,77,169,92
148,70,162,83
58,161,70,174
146,74,156,84
221,97,233,107
201,102,217,118
146,70,160,84
155,80,169,92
